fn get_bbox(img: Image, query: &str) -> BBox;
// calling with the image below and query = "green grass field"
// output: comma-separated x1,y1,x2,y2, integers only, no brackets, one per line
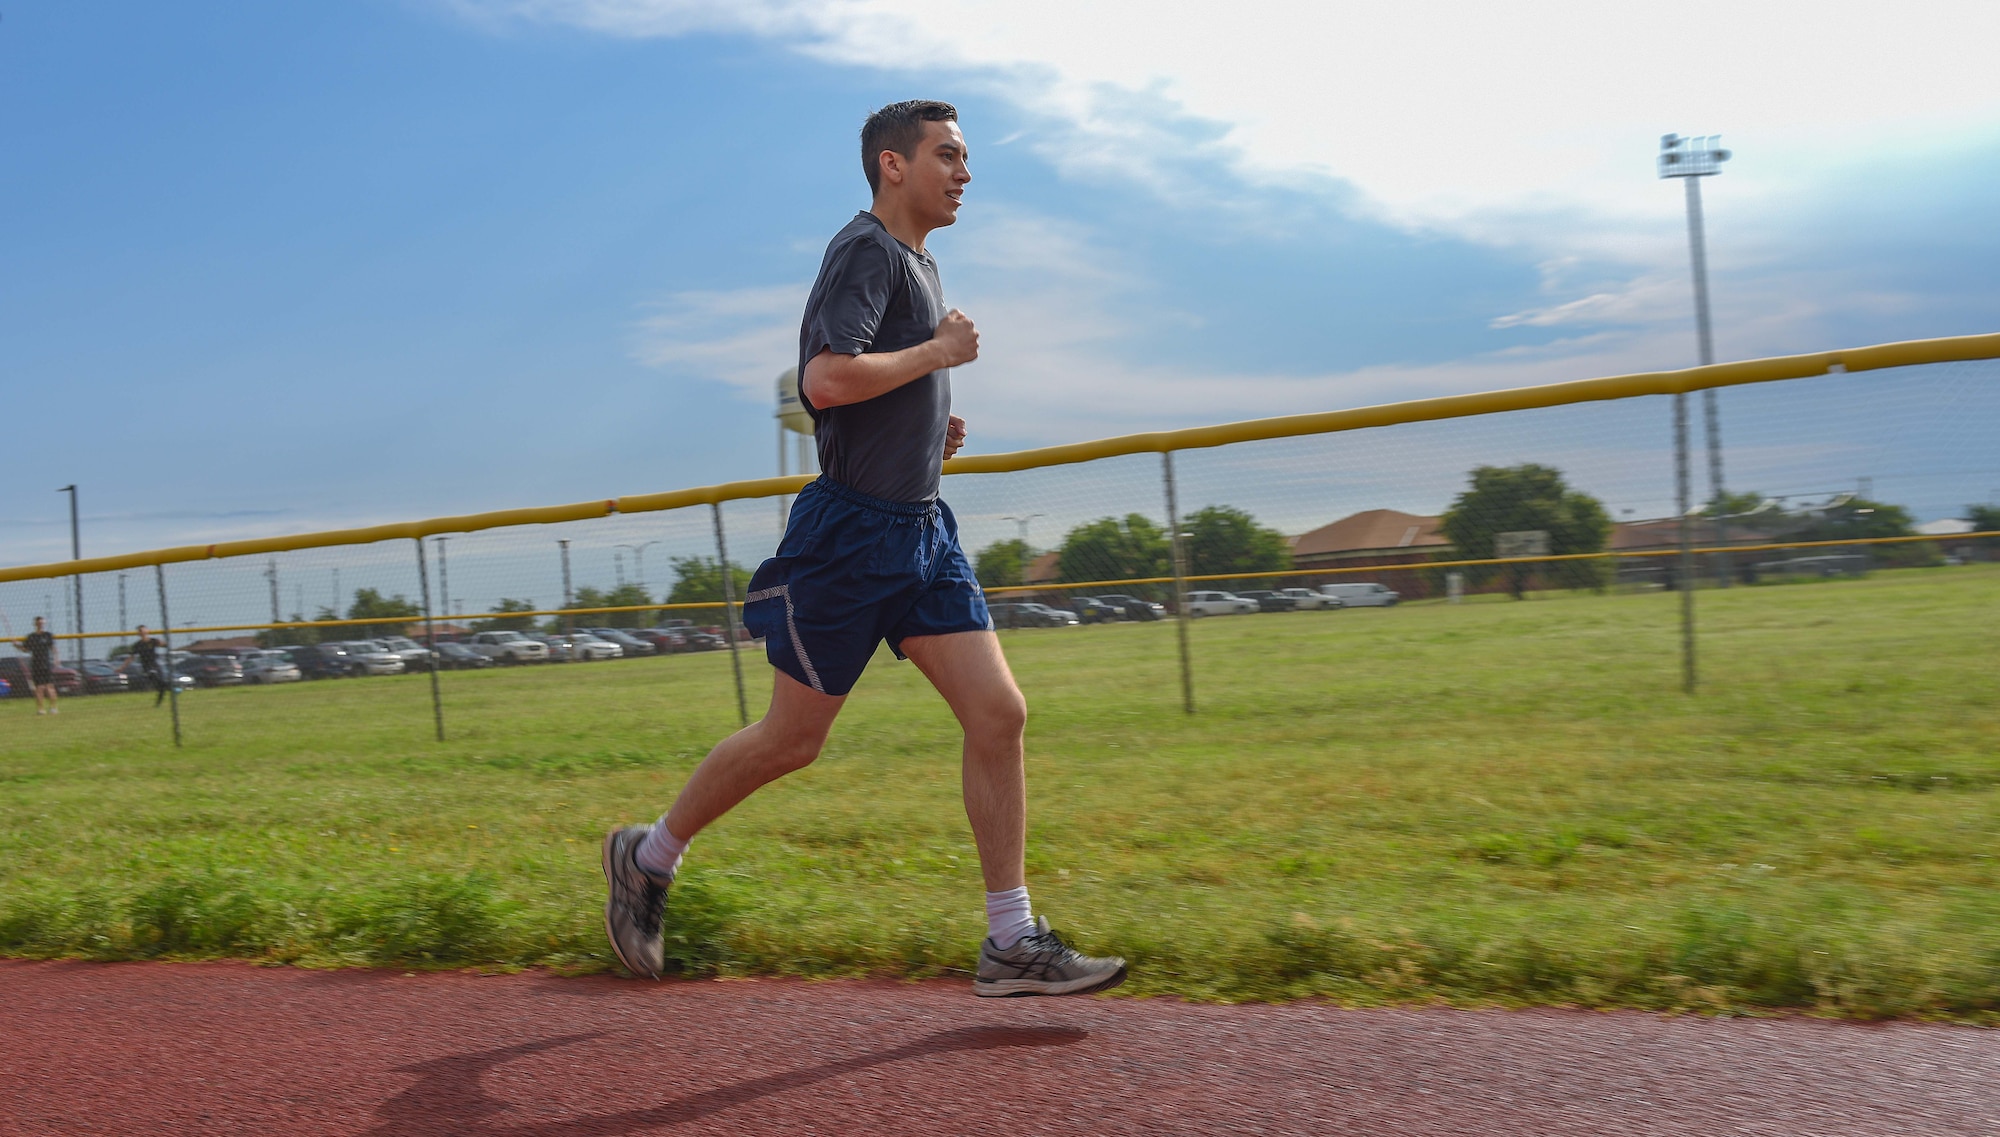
3,566,1997,1020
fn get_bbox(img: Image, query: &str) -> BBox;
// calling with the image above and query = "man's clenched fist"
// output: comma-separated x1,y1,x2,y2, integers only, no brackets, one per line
932,309,979,368
943,414,967,461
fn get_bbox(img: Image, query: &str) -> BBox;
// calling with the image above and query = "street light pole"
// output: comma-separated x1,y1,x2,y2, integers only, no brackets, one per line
58,485,82,667
1660,133,1733,587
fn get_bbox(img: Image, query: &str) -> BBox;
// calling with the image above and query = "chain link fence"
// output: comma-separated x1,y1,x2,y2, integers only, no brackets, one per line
3,336,1997,744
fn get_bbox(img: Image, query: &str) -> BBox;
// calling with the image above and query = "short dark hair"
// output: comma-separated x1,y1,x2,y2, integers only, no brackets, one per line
861,100,958,195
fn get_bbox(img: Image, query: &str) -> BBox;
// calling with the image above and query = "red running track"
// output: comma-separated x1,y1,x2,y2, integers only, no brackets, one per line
2,960,1996,1135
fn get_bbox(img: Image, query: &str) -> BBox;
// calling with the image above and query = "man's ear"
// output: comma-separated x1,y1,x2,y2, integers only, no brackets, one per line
877,148,904,188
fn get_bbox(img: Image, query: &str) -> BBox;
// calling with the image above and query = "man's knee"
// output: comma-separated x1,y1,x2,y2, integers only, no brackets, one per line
755,717,830,775
969,686,1027,740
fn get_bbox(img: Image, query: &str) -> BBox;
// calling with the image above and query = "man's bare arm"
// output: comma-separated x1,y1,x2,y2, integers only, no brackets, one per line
802,309,978,409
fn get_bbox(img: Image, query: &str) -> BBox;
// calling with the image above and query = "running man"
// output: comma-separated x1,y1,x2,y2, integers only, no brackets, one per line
603,100,1126,997
132,625,169,706
18,616,59,714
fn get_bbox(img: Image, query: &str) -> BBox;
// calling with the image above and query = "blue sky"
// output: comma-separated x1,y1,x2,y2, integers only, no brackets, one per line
5,0,1999,571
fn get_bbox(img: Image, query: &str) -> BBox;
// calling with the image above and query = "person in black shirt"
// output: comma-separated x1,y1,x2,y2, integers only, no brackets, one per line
601,100,1125,999
18,616,58,715
132,624,169,707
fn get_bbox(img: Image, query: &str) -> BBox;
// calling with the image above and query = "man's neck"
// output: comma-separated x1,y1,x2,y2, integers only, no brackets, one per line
868,198,930,254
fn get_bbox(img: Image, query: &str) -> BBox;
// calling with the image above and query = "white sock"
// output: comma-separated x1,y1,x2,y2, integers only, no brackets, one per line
985,886,1035,949
633,819,688,882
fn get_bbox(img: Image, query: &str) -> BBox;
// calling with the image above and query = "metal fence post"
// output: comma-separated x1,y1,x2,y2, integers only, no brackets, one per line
1674,392,1697,693
711,503,750,727
1162,451,1195,714
415,537,445,742
154,563,182,747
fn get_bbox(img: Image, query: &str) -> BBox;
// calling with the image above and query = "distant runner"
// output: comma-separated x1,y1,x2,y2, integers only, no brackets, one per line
18,616,58,715
132,625,169,707
602,100,1126,997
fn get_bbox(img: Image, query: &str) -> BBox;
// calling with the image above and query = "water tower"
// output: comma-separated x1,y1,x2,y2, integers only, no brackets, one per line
776,368,816,522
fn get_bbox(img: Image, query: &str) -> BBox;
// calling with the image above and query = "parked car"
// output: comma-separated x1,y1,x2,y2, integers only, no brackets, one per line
1183,590,1258,617
559,632,623,661
990,602,1077,629
1069,597,1123,623
337,641,406,676
240,650,302,684
679,628,727,651
176,653,246,687
434,642,495,670
1235,589,1298,613
584,628,656,657
467,631,549,664
1027,603,1079,626
1094,594,1166,621
0,657,85,697
629,628,687,654
372,636,437,673
290,643,356,679
1279,587,1340,610
77,659,133,694
1317,582,1400,607
527,633,576,662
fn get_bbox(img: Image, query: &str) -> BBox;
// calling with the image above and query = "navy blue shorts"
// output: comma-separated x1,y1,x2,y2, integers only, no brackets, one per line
743,477,991,697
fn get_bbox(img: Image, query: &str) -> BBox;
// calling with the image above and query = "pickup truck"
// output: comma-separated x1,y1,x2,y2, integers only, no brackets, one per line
467,631,550,664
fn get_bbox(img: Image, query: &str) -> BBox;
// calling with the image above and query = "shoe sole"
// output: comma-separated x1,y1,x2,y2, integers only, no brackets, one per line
973,963,1128,998
600,828,662,981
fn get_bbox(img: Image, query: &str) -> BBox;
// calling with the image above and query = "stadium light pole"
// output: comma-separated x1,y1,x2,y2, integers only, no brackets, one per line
558,539,574,633
434,537,451,622
57,486,82,667
1660,133,1733,588
615,541,660,590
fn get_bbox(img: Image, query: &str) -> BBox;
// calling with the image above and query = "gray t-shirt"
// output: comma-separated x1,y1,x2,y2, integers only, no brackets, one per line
797,211,950,504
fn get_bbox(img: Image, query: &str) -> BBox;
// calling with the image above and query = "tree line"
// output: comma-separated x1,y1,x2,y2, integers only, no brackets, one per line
256,555,751,644
970,463,1940,602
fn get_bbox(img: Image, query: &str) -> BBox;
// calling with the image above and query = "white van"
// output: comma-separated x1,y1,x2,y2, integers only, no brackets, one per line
1318,582,1400,607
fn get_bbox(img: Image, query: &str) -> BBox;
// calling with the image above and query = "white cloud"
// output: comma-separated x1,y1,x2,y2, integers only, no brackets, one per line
446,0,2000,250
630,283,805,399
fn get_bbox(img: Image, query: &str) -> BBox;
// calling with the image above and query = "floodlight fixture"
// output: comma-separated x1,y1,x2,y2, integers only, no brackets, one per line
1658,133,1730,179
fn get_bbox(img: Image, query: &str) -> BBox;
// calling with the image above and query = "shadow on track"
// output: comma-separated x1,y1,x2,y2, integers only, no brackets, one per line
364,1024,1088,1136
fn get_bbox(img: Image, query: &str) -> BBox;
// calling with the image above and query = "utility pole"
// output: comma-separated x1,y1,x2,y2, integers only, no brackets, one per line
117,573,128,637
558,539,574,633
58,486,83,667
1660,133,1732,587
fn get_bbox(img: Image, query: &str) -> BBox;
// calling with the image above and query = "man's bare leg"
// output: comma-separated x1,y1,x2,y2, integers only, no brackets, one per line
604,669,844,978
664,669,846,841
901,629,1126,996
898,630,1026,892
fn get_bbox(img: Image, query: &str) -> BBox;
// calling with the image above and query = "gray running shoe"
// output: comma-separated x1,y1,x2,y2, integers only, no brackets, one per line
601,825,669,979
975,916,1127,997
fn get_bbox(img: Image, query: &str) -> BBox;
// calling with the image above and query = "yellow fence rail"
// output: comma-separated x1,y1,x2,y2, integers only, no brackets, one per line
5,331,1996,586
